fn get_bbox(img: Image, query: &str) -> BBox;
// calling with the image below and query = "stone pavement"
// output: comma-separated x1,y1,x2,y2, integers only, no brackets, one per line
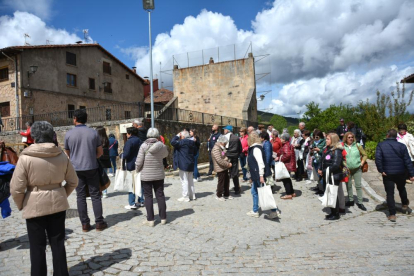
1,174,414,275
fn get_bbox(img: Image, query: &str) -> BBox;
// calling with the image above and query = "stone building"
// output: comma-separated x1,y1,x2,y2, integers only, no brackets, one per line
172,53,257,122
0,44,146,123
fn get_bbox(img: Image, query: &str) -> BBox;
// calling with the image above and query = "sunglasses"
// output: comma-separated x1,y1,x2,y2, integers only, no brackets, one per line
314,136,319,138
348,137,354,139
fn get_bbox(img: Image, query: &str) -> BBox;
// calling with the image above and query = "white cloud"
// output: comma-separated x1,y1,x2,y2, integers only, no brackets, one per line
2,0,53,20
0,12,82,48
272,66,414,117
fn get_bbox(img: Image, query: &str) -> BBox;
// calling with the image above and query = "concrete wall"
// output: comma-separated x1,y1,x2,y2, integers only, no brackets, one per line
5,46,144,118
173,56,256,120
0,118,240,165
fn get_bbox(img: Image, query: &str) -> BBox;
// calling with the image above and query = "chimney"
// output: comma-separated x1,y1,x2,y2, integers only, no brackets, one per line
209,57,214,64
132,66,137,73
248,52,253,58
174,65,179,69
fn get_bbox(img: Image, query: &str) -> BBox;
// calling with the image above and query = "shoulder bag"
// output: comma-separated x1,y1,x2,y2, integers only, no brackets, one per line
357,144,368,173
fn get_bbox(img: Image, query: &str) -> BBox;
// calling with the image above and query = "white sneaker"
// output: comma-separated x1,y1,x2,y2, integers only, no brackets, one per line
224,196,234,200
86,197,91,200
246,210,259,218
197,177,202,182
216,196,226,202
191,197,197,201
161,219,167,225
108,173,114,177
193,178,198,183
142,220,155,227
267,211,279,219
102,194,108,199
177,197,190,202
124,205,137,210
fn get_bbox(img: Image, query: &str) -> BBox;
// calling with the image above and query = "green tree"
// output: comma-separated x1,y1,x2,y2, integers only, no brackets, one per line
269,114,287,131
287,125,297,135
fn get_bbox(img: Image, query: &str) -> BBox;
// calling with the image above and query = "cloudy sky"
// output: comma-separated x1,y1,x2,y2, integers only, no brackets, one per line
1,0,413,117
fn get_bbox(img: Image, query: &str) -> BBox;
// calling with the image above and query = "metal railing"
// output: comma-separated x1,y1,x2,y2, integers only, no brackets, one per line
0,102,145,132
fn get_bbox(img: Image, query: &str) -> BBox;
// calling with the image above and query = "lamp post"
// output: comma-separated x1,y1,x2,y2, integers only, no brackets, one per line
143,0,155,128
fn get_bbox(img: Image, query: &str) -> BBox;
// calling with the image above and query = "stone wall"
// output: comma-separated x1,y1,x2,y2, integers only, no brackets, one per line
173,56,256,120
0,118,241,165
0,57,19,118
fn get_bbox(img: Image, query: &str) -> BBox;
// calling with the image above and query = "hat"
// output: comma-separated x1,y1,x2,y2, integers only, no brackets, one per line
224,125,233,132
340,118,344,122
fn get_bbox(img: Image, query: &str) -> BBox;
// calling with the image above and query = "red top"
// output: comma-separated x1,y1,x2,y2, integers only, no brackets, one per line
20,126,34,144
160,135,165,144
278,142,297,172
271,137,282,154
240,135,249,156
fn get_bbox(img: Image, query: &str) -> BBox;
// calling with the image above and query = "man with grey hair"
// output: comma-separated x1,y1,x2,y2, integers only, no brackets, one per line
133,119,147,142
171,130,197,202
299,122,306,132
247,126,255,134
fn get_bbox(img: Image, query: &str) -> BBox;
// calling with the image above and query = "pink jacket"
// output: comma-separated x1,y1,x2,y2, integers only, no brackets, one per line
240,135,249,156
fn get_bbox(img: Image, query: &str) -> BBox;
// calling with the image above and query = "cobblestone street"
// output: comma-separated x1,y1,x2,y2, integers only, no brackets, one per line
1,174,413,275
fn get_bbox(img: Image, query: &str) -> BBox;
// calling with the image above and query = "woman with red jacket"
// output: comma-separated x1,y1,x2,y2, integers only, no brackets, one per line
239,127,249,182
275,132,296,199
20,122,34,146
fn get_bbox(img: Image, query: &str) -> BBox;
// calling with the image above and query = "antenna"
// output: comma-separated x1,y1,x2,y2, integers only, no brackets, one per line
24,33,31,46
83,29,90,43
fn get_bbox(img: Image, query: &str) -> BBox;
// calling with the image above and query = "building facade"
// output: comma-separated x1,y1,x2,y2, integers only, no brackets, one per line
172,53,257,122
0,44,146,123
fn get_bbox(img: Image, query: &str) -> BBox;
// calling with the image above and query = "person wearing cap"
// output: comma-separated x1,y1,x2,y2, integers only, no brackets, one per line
336,119,347,138
223,125,242,195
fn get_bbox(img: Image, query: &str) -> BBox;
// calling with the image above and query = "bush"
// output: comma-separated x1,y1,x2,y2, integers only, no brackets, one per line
407,121,414,134
365,141,378,160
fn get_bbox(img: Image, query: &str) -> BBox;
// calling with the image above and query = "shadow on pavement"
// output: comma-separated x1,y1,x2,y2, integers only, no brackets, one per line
69,248,132,275
195,192,214,199
167,208,195,223
105,211,143,228
0,229,73,252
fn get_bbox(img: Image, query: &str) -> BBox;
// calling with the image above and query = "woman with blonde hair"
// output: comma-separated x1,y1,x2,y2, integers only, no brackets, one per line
343,132,367,211
246,132,279,219
318,133,344,220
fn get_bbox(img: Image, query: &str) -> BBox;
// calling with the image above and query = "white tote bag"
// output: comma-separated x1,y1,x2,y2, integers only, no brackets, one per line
274,156,290,180
258,183,277,211
114,166,133,192
320,167,338,208
132,171,142,198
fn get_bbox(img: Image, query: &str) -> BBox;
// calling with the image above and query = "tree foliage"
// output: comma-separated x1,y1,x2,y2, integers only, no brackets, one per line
269,114,287,131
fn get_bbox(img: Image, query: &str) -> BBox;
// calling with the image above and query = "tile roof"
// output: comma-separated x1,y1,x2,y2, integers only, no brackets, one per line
0,44,148,84
401,73,414,83
144,88,174,103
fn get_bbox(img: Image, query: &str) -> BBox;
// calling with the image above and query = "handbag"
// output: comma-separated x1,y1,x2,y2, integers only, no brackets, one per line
320,167,338,208
97,159,110,191
114,160,133,192
257,182,277,211
274,156,290,180
356,144,369,173
132,171,142,197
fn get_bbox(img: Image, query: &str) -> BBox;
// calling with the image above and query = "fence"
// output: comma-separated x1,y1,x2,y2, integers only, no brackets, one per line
1,102,145,132
0,102,254,132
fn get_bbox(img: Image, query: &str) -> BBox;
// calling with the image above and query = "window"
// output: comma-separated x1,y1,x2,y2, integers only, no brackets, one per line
68,104,75,118
104,82,112,93
66,52,76,66
125,111,131,119
79,106,86,110
0,67,8,82
126,74,129,80
67,73,77,87
103,61,111,75
0,102,10,117
106,109,112,121
89,78,95,90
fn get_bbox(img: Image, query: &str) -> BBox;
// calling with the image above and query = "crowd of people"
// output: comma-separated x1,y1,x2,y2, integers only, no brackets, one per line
0,110,414,275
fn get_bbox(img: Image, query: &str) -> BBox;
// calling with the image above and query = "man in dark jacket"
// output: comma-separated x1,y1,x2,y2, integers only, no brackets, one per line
207,125,221,175
133,120,147,142
123,127,143,210
171,130,196,202
336,118,347,139
108,133,118,176
375,129,414,222
224,125,242,195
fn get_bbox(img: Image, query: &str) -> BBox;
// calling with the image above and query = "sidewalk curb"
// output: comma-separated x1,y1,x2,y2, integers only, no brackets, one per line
361,177,386,203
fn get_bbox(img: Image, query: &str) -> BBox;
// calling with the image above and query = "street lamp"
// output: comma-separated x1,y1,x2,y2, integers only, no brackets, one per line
143,0,155,128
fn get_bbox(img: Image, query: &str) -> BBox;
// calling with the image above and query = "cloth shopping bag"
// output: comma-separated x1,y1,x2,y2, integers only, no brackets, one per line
274,158,290,180
132,171,142,198
320,167,338,208
258,183,277,211
114,162,133,193
310,167,319,181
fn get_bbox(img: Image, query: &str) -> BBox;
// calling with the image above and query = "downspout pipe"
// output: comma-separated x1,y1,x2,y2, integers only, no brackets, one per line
1,52,19,119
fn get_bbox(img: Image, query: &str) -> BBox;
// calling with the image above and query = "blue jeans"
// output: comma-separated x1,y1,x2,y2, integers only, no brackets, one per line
239,155,248,180
109,156,117,174
128,188,144,206
251,180,276,213
193,151,200,178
